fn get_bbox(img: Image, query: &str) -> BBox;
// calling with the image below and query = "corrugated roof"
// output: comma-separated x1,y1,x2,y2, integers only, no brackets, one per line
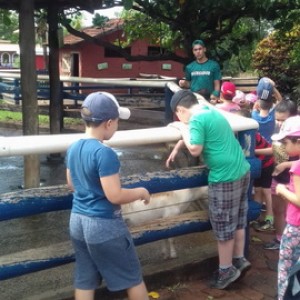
64,19,124,45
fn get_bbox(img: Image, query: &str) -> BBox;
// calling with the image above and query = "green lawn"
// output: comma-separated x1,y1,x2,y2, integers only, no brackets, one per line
0,109,82,126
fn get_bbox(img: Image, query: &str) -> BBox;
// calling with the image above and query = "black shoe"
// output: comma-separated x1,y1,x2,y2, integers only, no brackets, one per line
233,257,251,276
263,238,280,250
210,266,241,289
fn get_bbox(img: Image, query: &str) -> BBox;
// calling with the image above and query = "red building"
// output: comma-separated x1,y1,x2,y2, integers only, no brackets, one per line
60,19,185,79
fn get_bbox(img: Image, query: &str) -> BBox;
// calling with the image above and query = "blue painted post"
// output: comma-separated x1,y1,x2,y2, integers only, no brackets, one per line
13,79,20,105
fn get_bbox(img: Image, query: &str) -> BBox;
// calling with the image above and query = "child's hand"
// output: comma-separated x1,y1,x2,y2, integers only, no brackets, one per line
166,148,179,168
272,164,285,176
276,184,287,196
140,188,150,205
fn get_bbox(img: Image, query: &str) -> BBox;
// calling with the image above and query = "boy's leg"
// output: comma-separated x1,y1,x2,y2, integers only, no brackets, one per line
127,281,149,300
217,239,234,266
233,228,245,257
75,289,94,300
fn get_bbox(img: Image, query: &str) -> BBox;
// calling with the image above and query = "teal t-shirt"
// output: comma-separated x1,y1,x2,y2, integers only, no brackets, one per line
189,106,250,183
185,59,221,94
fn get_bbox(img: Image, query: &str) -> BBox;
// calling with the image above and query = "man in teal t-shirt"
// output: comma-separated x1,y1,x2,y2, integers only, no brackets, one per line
179,39,222,103
166,90,251,290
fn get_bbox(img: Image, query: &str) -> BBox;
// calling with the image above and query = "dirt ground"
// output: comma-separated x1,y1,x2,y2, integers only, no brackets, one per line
69,228,278,300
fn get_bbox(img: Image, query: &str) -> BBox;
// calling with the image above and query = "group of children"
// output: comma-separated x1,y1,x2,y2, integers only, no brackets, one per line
213,77,300,298
64,75,300,299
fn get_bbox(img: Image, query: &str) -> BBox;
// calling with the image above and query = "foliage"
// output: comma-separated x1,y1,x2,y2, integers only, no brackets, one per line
120,10,182,51
60,0,300,70
252,27,300,95
92,13,109,27
0,10,19,43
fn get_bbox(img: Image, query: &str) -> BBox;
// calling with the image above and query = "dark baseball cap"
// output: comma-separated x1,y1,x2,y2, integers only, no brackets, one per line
81,91,130,122
257,77,274,101
170,90,197,112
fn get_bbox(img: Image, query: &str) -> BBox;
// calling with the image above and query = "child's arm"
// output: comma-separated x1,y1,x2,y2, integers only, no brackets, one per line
272,161,294,176
66,169,74,192
276,174,300,207
168,122,203,157
166,139,185,168
255,147,273,156
101,173,150,205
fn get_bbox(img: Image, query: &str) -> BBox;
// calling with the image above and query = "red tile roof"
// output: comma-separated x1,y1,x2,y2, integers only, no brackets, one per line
64,19,124,45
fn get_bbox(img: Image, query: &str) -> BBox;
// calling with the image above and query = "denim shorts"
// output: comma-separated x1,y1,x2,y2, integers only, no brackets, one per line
70,213,143,291
208,172,250,241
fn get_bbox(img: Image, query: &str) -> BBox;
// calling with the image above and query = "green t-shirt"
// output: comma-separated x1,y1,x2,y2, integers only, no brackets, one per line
185,59,221,95
189,106,250,183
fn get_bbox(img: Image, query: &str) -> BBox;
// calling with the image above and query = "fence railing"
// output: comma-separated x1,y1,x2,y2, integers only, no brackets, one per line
0,80,261,283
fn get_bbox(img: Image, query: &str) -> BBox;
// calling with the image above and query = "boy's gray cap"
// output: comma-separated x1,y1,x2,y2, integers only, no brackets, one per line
170,90,196,112
81,91,130,122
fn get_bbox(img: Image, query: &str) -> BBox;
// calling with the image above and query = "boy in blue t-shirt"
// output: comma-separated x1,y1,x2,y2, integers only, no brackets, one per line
66,91,150,300
251,77,282,143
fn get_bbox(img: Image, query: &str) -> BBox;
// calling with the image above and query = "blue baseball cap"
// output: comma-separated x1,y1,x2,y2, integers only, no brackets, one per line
257,77,274,101
81,91,130,122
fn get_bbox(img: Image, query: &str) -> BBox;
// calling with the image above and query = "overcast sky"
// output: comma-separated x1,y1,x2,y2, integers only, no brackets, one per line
83,7,123,26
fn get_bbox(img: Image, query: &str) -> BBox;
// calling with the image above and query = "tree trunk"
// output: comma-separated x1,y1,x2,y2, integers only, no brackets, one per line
48,4,63,134
19,0,40,188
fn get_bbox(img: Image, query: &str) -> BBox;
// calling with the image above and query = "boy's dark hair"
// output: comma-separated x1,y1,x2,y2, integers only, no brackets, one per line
177,94,198,110
275,100,298,116
259,99,273,110
83,119,102,128
170,90,198,112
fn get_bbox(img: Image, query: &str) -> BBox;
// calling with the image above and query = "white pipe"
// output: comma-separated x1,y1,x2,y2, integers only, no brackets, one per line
0,112,258,157
0,127,182,157
0,72,174,88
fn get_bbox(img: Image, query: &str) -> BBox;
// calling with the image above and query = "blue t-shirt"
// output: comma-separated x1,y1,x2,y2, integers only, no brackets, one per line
251,108,275,143
66,138,121,218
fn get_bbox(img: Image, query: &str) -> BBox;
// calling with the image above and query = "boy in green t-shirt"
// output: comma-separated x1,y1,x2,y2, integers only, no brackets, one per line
166,90,251,290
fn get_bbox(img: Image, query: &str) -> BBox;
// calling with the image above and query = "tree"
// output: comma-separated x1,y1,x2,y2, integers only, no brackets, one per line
0,10,19,42
61,0,300,70
252,27,300,96
92,13,109,27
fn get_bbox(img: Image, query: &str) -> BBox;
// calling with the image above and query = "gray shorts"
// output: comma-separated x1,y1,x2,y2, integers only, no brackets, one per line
208,172,250,241
70,213,143,291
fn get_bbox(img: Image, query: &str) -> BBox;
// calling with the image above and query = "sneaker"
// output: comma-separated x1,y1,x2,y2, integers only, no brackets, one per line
233,257,251,274
210,266,241,289
254,219,275,232
263,238,280,250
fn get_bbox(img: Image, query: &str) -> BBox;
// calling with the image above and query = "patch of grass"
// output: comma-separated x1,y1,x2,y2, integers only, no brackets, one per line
0,109,82,127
